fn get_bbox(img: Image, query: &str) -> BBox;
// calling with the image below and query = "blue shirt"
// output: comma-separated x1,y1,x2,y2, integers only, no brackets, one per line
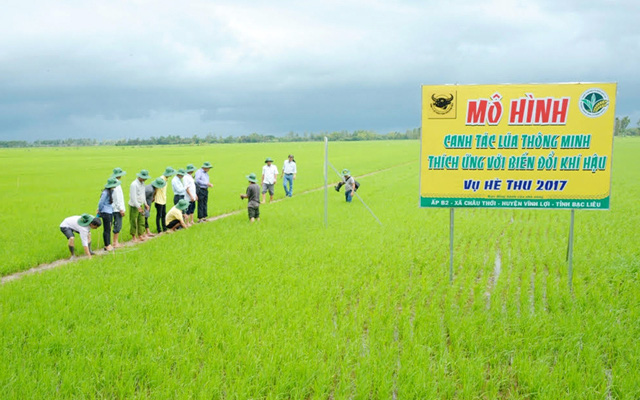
195,168,210,188
172,176,185,196
98,189,114,214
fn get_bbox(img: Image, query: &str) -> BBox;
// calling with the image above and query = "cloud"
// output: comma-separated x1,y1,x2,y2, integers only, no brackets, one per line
0,0,639,140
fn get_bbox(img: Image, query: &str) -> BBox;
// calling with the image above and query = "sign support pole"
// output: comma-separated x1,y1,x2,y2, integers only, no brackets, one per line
567,209,575,290
324,137,328,228
449,208,454,282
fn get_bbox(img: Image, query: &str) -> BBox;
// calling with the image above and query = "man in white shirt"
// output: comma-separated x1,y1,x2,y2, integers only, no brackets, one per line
59,214,102,259
282,154,297,197
128,169,150,241
111,167,127,247
261,157,279,203
183,164,198,226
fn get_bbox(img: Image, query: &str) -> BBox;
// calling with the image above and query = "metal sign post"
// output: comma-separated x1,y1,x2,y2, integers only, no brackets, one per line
567,209,575,290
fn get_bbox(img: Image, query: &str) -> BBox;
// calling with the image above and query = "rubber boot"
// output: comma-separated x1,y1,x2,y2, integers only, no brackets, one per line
68,245,75,257
88,242,95,255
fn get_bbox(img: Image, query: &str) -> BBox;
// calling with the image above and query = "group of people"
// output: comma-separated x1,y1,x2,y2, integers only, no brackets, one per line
58,155,301,258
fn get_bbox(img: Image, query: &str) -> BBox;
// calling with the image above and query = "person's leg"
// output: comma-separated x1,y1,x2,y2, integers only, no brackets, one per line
129,206,138,238
345,189,353,203
202,188,208,219
196,187,205,220
284,174,293,196
113,213,122,247
173,195,180,206
166,219,180,231
261,184,267,204
282,176,289,197
189,201,196,224
101,213,112,248
288,174,294,196
60,227,75,257
155,203,162,233
144,214,155,237
269,184,275,203
137,210,146,238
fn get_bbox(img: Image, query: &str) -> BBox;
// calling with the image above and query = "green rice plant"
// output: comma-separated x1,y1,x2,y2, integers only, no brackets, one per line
1,138,639,398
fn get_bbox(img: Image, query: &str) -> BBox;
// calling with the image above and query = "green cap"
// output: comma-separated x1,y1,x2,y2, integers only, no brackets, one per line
202,161,212,169
112,167,126,178
151,177,167,189
265,157,273,163
136,170,150,180
77,213,95,227
176,168,186,176
176,198,189,211
342,169,350,176
105,177,121,189
163,166,176,177
185,164,196,173
246,173,257,183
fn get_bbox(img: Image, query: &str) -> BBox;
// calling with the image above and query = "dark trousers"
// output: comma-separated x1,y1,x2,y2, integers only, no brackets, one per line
155,203,167,232
196,186,208,219
99,212,113,246
173,194,183,206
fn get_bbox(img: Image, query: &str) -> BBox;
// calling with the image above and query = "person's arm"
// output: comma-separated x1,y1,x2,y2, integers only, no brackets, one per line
114,187,125,216
293,163,297,179
177,211,188,229
97,191,106,215
129,182,139,208
273,166,278,184
195,170,204,187
80,229,92,258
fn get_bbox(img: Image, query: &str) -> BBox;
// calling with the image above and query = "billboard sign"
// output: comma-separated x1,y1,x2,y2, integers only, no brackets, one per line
420,83,616,209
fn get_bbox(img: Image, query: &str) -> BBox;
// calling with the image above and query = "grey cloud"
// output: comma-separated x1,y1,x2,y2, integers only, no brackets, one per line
1,0,639,140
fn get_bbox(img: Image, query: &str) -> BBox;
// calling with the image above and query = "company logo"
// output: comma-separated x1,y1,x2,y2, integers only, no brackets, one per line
431,93,454,115
579,88,609,118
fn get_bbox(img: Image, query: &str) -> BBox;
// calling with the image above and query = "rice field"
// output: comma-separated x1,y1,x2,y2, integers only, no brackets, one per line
1,138,639,398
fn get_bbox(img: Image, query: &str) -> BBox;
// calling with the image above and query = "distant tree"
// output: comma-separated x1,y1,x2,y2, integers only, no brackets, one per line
614,116,631,136
613,116,631,136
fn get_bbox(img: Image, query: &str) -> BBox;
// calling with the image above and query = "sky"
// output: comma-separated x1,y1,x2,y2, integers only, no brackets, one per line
1,0,639,141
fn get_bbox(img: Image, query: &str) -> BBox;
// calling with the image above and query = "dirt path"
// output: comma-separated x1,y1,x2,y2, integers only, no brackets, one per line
1,162,414,285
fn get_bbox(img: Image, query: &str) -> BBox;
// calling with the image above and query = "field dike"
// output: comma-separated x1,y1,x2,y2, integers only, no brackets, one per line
1,162,412,285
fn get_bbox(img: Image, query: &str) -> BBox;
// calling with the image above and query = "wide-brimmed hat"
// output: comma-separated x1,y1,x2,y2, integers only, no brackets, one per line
163,166,176,177
151,177,167,189
246,173,258,183
112,167,126,178
202,161,212,169
136,169,150,180
342,169,350,176
176,168,186,176
265,157,273,163
176,198,189,211
77,213,95,227
105,177,121,189
185,164,196,173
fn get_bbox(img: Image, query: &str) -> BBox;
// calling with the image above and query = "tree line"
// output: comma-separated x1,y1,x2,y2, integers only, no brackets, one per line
614,116,640,136
0,128,421,148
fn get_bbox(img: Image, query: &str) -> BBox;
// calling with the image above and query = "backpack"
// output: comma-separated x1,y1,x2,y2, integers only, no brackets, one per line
334,178,360,192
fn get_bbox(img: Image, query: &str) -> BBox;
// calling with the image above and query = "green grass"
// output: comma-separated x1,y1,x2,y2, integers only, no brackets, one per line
0,141,413,276
1,138,639,398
